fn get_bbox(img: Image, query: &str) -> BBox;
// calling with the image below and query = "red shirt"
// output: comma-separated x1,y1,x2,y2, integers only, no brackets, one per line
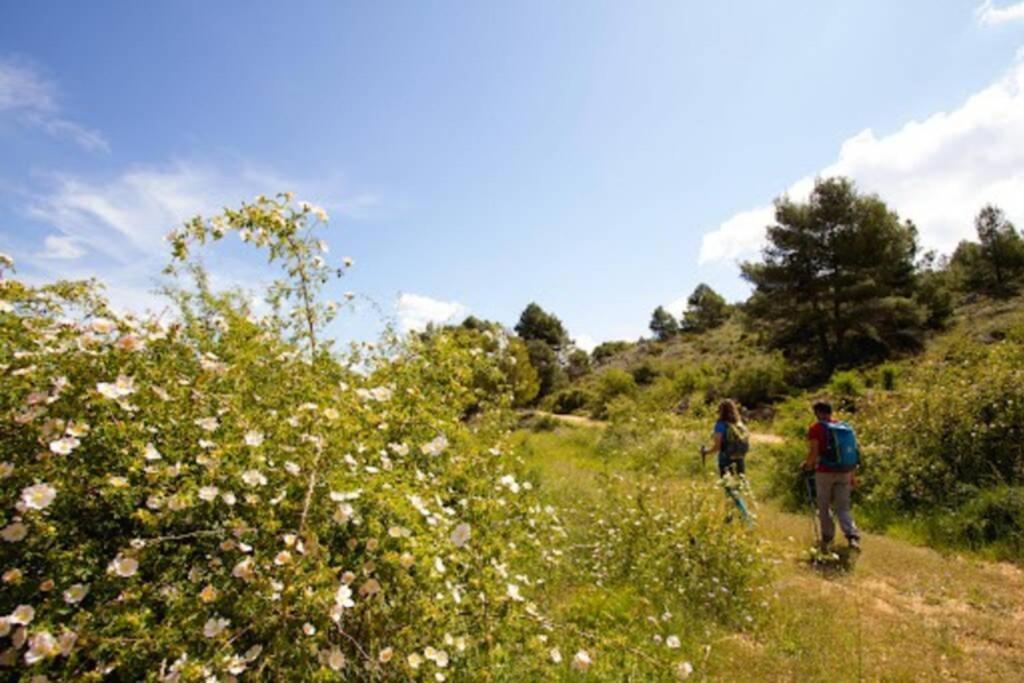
808,419,841,473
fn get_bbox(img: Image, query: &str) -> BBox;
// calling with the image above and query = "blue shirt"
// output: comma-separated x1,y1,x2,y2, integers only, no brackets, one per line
714,420,729,457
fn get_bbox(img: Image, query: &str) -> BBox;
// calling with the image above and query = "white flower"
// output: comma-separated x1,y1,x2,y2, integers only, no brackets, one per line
21,483,57,511
506,583,524,602
143,443,162,461
356,386,392,402
0,462,13,478
421,435,449,457
274,551,292,566
195,417,219,432
425,647,449,667
49,437,80,455
90,318,117,334
96,375,135,399
389,442,410,456
499,474,521,494
2,522,27,542
63,584,89,604
335,584,355,609
10,604,35,625
24,631,58,664
550,648,562,663
450,523,471,548
241,469,267,487
222,491,237,506
302,622,316,636
109,554,138,578
676,661,694,679
244,430,264,447
407,653,423,669
326,646,345,670
284,461,301,475
198,486,219,502
226,655,248,675
203,616,230,638
572,650,592,671
666,635,681,649
58,630,77,656
232,558,255,581
434,557,446,574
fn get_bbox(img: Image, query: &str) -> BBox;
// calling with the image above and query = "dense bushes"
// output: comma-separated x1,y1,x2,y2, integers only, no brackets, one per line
860,336,1024,516
721,353,789,407
550,388,592,415
0,199,557,680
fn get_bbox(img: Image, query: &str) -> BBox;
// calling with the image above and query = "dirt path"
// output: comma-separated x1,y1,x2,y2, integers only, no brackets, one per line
753,503,1024,680
528,410,784,445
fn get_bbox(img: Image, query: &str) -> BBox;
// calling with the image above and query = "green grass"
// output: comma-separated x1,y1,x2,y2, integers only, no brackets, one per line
515,422,1024,681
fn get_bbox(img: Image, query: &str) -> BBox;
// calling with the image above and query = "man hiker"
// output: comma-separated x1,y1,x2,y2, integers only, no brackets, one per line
803,401,861,552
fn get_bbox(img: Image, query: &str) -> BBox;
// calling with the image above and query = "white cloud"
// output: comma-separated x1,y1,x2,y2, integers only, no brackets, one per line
700,59,1024,265
395,293,468,332
0,57,108,152
37,235,84,260
573,333,596,353
976,1,1024,25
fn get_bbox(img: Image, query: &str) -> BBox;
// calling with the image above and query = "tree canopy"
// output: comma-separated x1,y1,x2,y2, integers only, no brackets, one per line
649,305,679,341
741,177,923,376
680,284,729,333
514,303,569,350
951,205,1024,297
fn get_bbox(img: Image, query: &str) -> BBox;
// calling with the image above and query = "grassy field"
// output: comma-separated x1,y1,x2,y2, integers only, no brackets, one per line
514,421,1024,681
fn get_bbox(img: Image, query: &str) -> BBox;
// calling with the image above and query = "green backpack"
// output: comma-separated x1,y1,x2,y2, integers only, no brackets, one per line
723,423,750,460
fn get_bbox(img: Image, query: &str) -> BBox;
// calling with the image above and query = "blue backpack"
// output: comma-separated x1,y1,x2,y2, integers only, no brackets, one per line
819,421,860,470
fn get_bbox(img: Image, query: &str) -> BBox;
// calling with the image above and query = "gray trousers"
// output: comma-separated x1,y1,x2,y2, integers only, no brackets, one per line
815,470,859,543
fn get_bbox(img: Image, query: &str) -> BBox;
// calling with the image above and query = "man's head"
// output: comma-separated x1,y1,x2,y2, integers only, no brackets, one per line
812,401,833,420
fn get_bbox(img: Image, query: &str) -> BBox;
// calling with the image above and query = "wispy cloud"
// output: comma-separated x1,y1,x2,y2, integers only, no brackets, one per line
976,1,1024,25
13,159,379,314
395,292,468,332
700,58,1024,265
36,234,85,260
0,57,108,152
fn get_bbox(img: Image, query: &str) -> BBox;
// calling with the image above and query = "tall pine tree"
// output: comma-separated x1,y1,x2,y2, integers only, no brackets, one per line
741,177,923,376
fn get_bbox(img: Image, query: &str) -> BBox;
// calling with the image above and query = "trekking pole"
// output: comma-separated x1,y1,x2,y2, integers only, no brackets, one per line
802,467,820,547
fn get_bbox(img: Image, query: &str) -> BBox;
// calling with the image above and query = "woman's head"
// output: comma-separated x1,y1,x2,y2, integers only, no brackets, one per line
718,399,741,424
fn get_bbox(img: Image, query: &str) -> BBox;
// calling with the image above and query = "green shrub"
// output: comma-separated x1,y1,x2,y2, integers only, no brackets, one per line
723,353,789,407
630,362,659,386
551,388,593,415
0,198,555,680
589,369,638,419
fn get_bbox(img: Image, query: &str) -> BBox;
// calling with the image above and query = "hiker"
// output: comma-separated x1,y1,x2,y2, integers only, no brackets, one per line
803,401,861,552
705,399,750,477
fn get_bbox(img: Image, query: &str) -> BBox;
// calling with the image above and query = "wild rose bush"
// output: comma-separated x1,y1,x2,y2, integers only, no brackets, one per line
0,198,556,680
855,330,1024,557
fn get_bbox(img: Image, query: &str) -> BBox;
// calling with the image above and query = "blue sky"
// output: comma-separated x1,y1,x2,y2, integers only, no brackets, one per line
2,1,1024,349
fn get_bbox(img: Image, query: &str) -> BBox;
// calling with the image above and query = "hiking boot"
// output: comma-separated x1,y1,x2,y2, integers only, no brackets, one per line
848,536,861,551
